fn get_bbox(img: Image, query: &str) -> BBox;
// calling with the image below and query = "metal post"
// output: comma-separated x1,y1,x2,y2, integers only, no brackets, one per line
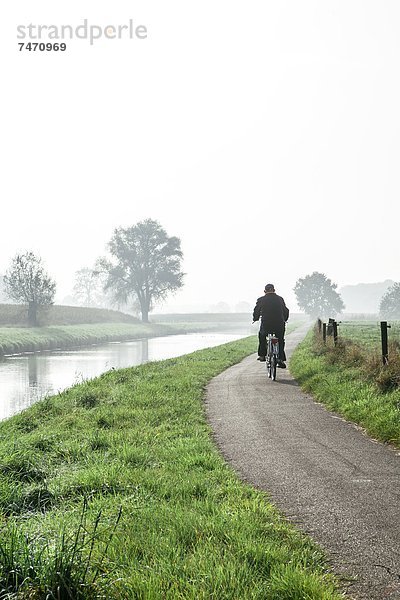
322,323,327,344
317,318,322,334
380,321,391,365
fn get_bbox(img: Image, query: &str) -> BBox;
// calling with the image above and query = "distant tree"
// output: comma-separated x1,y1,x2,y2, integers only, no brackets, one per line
72,267,128,310
235,301,252,313
73,267,104,307
379,282,400,319
294,271,345,319
210,302,231,313
3,252,56,326
99,219,184,322
0,275,7,303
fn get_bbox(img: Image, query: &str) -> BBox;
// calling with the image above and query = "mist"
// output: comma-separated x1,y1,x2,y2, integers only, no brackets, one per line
2,1,400,316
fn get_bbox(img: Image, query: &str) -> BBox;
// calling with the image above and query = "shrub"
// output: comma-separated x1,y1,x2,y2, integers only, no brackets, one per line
362,343,400,392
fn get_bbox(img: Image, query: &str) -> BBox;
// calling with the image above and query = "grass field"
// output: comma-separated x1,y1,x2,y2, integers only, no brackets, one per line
153,312,306,326
338,320,400,348
0,304,141,327
0,338,342,599
152,313,252,323
152,314,306,337
290,321,400,447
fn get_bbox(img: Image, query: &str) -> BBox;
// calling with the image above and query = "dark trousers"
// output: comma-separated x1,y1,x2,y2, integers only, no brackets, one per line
258,323,286,361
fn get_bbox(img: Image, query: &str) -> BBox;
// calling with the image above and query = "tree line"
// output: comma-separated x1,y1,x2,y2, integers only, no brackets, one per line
2,219,184,326
294,272,400,320
2,219,400,326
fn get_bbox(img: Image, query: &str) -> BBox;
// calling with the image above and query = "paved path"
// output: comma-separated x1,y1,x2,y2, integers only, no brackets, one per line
205,325,400,599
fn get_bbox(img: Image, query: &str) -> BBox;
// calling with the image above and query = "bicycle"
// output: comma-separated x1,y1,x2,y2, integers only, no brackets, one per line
266,333,280,381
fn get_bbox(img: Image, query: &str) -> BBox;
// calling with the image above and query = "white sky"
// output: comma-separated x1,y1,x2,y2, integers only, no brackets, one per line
2,1,399,312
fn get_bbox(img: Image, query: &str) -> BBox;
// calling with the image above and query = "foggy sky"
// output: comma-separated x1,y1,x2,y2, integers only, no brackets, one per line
2,1,400,313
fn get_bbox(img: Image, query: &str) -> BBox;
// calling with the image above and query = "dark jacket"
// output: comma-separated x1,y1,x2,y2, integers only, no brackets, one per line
253,293,289,332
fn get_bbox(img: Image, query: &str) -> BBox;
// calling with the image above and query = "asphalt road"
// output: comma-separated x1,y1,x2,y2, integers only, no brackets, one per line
205,325,400,599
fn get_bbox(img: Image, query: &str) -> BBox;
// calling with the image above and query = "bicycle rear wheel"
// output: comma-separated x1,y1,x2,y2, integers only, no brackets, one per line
271,355,277,381
267,358,272,378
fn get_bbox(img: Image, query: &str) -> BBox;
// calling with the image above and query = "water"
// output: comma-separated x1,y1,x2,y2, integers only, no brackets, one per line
0,332,247,421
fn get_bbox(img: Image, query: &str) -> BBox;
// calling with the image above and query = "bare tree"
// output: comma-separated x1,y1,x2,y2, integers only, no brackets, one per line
73,268,103,307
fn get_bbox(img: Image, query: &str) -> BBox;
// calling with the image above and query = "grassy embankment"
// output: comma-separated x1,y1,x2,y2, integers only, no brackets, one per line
0,304,306,357
0,337,342,599
0,305,167,356
0,305,256,356
0,323,183,357
290,320,400,447
0,318,302,357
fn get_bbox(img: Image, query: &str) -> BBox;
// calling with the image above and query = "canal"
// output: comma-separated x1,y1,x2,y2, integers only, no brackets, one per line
0,331,250,420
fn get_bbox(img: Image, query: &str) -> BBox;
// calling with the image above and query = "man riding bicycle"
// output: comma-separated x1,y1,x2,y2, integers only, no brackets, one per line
252,283,289,368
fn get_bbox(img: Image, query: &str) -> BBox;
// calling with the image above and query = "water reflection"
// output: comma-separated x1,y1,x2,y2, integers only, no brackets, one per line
0,333,246,421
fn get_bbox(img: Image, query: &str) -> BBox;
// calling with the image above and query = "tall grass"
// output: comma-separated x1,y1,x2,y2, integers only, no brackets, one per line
290,323,400,446
0,500,122,599
312,321,400,391
0,338,343,599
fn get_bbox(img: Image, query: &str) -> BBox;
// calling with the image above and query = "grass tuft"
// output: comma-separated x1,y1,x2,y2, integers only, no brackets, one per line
0,451,47,483
77,390,101,409
0,499,122,598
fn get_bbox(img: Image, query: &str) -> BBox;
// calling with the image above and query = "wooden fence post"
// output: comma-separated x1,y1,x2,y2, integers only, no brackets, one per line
333,320,338,346
380,321,391,365
317,318,322,334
